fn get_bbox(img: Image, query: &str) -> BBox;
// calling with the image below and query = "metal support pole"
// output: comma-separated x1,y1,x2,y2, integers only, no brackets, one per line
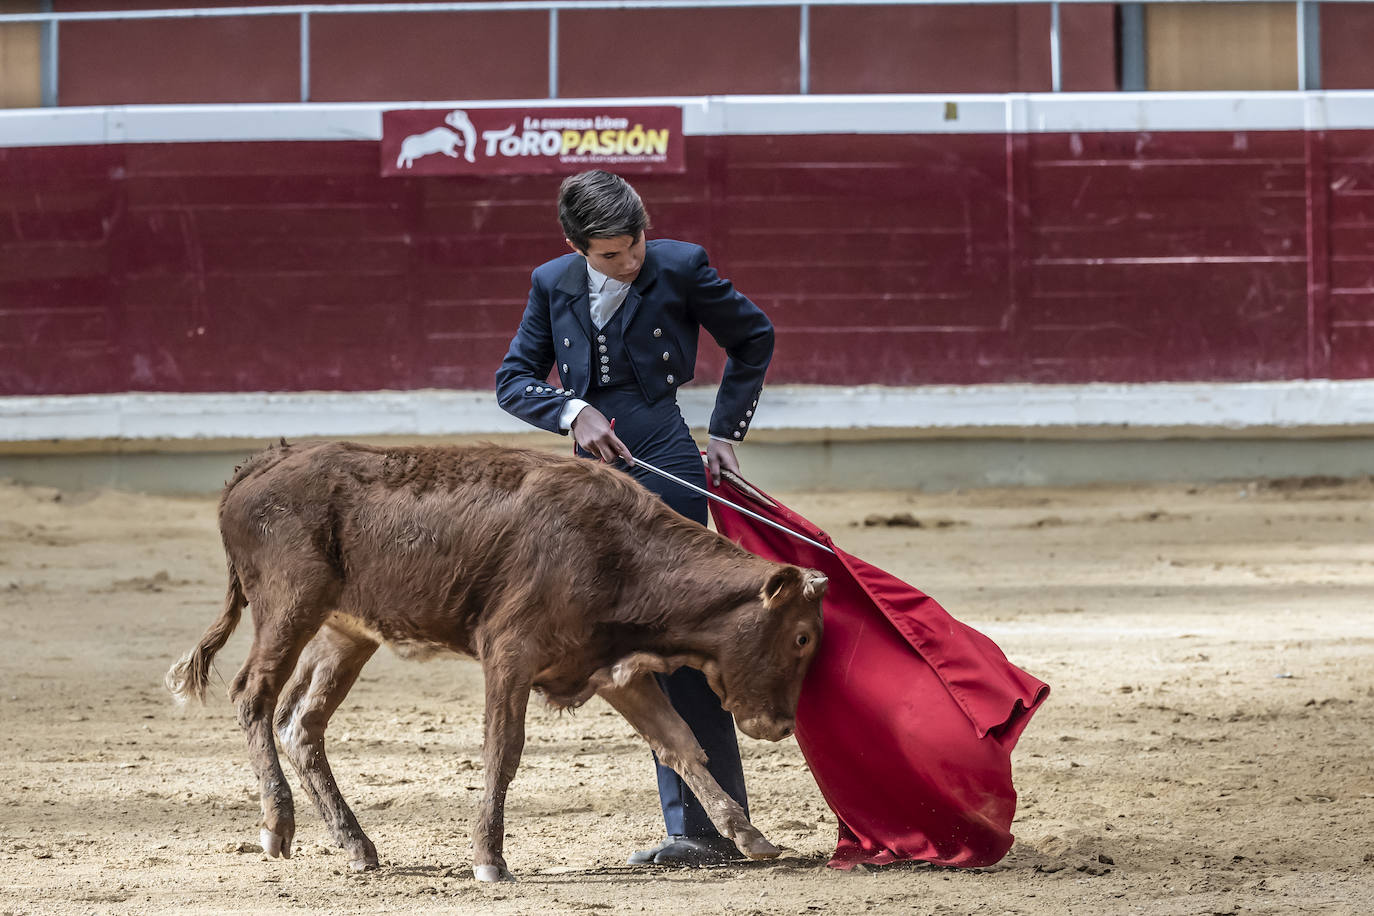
40,1,58,107
548,7,559,98
299,11,311,102
1297,0,1321,91
1049,0,1061,92
799,3,809,94
1119,3,1145,91
1297,0,1307,90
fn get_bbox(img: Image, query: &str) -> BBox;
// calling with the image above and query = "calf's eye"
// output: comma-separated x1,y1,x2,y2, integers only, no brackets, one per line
796,634,809,648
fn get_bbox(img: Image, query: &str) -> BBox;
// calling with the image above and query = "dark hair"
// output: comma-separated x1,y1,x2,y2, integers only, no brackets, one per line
558,170,649,252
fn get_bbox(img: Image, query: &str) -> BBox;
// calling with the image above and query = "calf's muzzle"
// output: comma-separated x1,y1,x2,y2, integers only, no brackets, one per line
735,714,796,742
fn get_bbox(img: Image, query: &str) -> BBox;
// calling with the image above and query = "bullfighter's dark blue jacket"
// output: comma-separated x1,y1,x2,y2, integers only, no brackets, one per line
496,239,774,442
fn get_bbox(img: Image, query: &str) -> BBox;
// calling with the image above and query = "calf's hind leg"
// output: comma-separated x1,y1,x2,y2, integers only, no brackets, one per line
598,675,780,860
229,568,335,861
275,623,379,870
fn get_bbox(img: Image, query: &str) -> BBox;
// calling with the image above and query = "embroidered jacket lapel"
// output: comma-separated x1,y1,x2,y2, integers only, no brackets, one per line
620,248,659,332
555,257,593,341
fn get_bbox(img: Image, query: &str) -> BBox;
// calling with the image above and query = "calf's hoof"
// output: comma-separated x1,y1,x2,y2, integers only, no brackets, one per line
473,864,516,883
345,837,378,872
740,832,781,861
260,828,292,859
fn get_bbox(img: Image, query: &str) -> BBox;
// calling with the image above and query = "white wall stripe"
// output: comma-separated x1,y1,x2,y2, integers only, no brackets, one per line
5,381,1374,445
5,93,1374,149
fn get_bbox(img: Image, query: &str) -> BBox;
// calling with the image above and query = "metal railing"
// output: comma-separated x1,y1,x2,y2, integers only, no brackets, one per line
0,0,1345,106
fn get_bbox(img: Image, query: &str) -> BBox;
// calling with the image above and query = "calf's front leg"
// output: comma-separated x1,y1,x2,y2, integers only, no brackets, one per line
597,674,781,860
472,655,532,882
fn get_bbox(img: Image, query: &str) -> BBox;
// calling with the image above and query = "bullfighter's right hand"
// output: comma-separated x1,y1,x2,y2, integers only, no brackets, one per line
571,406,634,465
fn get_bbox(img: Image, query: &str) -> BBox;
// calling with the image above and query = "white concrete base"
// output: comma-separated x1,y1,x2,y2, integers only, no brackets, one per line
5,382,1374,493
5,380,1374,447
3,436,1372,495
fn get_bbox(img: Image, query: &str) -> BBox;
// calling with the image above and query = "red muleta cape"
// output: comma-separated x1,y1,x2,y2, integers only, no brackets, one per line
707,474,1050,870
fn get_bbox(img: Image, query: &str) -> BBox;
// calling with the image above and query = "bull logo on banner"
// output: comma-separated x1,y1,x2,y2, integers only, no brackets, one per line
381,106,685,177
395,110,477,169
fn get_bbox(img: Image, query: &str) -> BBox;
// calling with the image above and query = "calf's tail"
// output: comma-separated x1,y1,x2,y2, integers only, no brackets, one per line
165,563,247,705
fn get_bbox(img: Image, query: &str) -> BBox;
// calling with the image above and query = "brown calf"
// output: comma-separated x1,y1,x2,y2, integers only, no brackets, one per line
166,441,826,881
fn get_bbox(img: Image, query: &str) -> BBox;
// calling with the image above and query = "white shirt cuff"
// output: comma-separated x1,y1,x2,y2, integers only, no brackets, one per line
708,435,735,444
559,399,591,431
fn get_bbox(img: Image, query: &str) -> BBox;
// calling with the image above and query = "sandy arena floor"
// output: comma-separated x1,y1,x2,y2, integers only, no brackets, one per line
1,469,1372,915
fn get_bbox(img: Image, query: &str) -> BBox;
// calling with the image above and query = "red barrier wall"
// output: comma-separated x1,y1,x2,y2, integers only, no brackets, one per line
1327,129,1374,377
51,0,1118,104
1321,6,1374,90
809,4,1116,93
4,126,1372,396
38,2,1374,103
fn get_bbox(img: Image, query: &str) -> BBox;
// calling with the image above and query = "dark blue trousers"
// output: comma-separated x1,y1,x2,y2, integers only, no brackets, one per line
632,466,750,837
579,386,749,837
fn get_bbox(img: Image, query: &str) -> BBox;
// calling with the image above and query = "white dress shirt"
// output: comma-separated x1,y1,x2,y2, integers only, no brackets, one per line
587,262,633,329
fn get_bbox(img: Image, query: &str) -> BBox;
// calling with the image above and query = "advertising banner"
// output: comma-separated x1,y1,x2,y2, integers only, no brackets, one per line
381,106,685,177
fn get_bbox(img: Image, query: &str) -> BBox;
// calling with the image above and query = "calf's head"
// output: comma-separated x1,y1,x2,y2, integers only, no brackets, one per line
707,565,827,742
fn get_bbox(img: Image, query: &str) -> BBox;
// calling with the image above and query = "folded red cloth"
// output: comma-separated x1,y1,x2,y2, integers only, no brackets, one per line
707,474,1050,869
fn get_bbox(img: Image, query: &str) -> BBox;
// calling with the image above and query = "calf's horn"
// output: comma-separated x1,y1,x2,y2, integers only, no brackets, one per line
803,574,829,599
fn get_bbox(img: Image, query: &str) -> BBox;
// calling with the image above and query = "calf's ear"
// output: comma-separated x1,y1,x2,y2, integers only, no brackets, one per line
761,566,804,608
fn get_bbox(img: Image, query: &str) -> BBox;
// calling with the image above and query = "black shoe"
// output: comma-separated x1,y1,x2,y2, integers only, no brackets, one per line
627,835,745,867
626,837,673,866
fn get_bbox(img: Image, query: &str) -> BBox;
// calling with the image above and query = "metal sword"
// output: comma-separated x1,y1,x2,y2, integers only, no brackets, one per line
629,456,836,556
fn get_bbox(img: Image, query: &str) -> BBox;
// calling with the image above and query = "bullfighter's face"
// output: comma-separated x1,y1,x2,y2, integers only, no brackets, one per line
572,233,646,285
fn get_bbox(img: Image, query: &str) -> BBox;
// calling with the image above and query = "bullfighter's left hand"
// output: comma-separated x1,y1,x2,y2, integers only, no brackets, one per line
705,438,740,488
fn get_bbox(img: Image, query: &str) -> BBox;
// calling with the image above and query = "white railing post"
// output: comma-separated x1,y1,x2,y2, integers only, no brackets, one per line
548,8,559,98
1119,2,1145,91
40,0,58,107
300,11,311,102
1050,0,1062,92
799,3,810,94
1297,0,1321,91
